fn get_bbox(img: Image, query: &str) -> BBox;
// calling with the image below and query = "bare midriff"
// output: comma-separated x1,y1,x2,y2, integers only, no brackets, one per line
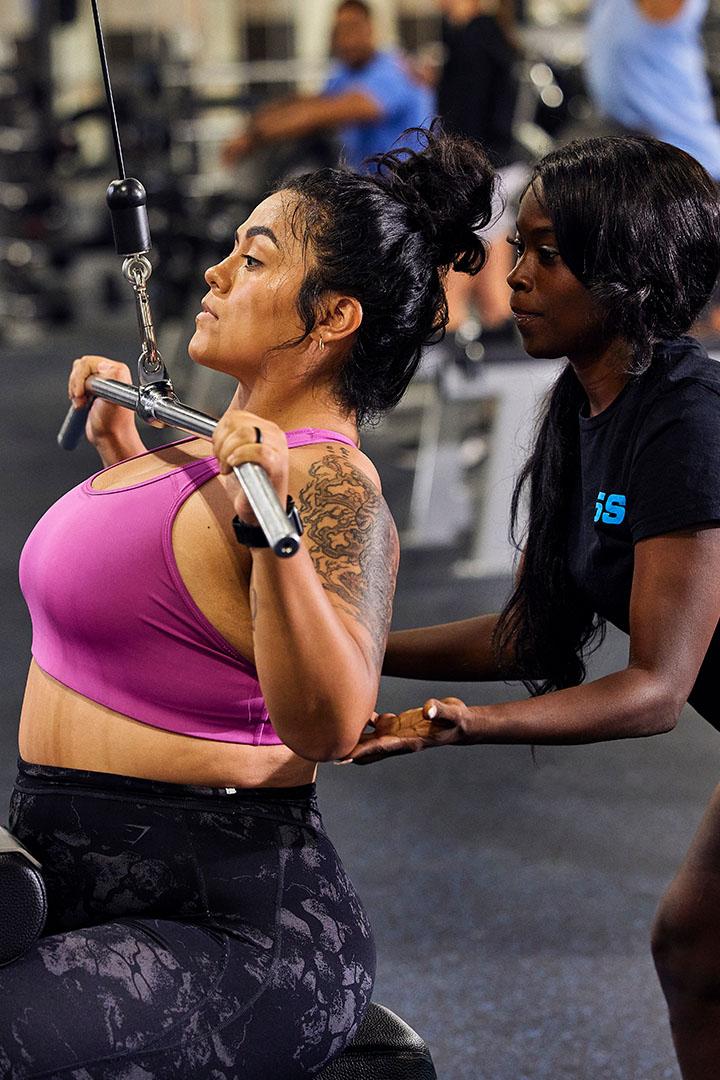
18,438,321,789
19,661,317,787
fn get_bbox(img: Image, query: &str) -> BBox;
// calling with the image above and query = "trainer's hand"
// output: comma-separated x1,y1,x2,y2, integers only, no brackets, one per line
68,355,142,456
213,409,289,523
341,697,470,765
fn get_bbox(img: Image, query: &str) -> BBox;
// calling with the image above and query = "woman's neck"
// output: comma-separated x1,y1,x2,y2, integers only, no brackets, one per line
230,382,358,443
568,339,633,417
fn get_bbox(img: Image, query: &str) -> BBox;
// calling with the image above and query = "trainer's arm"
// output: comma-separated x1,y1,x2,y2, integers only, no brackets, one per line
475,527,720,741
384,615,517,681
384,551,531,680
347,527,720,762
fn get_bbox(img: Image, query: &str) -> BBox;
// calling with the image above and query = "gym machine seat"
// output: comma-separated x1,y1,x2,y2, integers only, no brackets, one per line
317,1003,437,1080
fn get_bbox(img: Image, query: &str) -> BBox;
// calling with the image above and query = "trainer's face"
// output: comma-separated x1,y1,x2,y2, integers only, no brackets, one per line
189,192,307,379
507,184,610,366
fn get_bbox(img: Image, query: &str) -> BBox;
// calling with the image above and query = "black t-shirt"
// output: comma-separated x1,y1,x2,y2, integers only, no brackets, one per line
566,337,720,727
437,15,518,165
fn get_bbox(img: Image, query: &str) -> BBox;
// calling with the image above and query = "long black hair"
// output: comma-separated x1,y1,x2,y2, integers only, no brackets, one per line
494,135,720,694
278,127,496,426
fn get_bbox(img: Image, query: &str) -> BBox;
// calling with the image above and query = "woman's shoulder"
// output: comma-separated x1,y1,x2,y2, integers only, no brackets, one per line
289,437,384,496
288,439,397,555
623,336,720,454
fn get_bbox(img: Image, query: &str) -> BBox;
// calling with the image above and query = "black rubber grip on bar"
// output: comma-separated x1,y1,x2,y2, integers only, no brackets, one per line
106,178,151,256
57,402,91,450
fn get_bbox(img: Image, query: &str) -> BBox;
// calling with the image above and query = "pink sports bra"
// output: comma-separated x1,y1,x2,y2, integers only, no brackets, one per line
19,428,357,746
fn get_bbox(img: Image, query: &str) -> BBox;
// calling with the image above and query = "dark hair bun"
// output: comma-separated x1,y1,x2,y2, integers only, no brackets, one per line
280,127,498,424
367,126,496,273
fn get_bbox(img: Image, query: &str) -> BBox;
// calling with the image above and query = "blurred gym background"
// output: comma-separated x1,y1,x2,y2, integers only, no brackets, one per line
3,2,720,1077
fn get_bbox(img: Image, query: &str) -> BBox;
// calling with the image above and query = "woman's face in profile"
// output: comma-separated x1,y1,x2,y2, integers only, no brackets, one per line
507,184,610,366
188,191,309,379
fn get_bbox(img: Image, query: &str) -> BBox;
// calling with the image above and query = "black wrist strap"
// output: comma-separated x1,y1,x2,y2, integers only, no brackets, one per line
232,495,304,548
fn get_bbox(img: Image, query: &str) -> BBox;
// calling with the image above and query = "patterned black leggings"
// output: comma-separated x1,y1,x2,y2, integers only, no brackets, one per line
0,760,375,1079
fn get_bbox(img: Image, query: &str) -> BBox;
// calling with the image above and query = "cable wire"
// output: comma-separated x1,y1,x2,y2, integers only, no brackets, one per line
90,0,125,179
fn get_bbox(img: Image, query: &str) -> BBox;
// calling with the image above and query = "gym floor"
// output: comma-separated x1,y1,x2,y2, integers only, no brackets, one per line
2,321,715,1080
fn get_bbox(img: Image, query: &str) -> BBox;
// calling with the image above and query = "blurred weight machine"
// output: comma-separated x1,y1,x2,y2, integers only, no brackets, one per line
0,5,77,338
0,0,330,362
0,1,199,344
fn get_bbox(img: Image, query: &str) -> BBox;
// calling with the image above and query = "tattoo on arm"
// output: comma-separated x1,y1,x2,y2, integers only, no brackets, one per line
297,447,398,669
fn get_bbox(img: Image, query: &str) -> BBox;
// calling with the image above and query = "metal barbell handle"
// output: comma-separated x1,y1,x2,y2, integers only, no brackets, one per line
57,377,301,557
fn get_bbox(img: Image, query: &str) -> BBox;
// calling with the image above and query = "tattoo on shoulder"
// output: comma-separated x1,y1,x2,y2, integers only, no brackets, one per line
297,447,398,668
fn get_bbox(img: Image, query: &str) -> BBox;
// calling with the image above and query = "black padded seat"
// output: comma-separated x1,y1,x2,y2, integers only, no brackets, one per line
317,1003,437,1080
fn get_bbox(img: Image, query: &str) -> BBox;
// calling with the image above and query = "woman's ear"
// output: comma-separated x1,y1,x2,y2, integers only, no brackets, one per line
315,295,363,348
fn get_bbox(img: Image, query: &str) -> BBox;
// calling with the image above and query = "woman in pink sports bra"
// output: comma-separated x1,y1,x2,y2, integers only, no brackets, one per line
1,130,496,1078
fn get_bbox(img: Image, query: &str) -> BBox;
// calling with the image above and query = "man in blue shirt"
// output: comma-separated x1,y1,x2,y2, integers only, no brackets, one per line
586,0,720,336
222,0,434,171
586,0,720,181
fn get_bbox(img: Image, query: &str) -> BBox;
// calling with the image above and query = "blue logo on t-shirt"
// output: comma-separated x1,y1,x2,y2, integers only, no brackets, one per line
594,491,626,525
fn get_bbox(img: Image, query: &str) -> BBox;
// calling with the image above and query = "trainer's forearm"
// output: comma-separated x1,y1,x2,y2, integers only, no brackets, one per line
384,614,516,681
462,666,681,745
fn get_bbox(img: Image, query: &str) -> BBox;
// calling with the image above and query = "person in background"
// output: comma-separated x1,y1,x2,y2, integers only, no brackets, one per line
222,0,435,172
586,0,720,338
586,0,720,182
436,0,526,352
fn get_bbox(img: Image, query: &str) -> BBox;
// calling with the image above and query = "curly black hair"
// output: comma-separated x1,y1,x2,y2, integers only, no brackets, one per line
278,127,496,426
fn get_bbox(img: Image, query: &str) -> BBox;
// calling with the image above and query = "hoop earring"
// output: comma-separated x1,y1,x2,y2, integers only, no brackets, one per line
318,337,326,352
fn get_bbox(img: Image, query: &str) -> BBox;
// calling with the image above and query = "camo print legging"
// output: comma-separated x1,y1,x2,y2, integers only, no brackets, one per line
0,760,375,1079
